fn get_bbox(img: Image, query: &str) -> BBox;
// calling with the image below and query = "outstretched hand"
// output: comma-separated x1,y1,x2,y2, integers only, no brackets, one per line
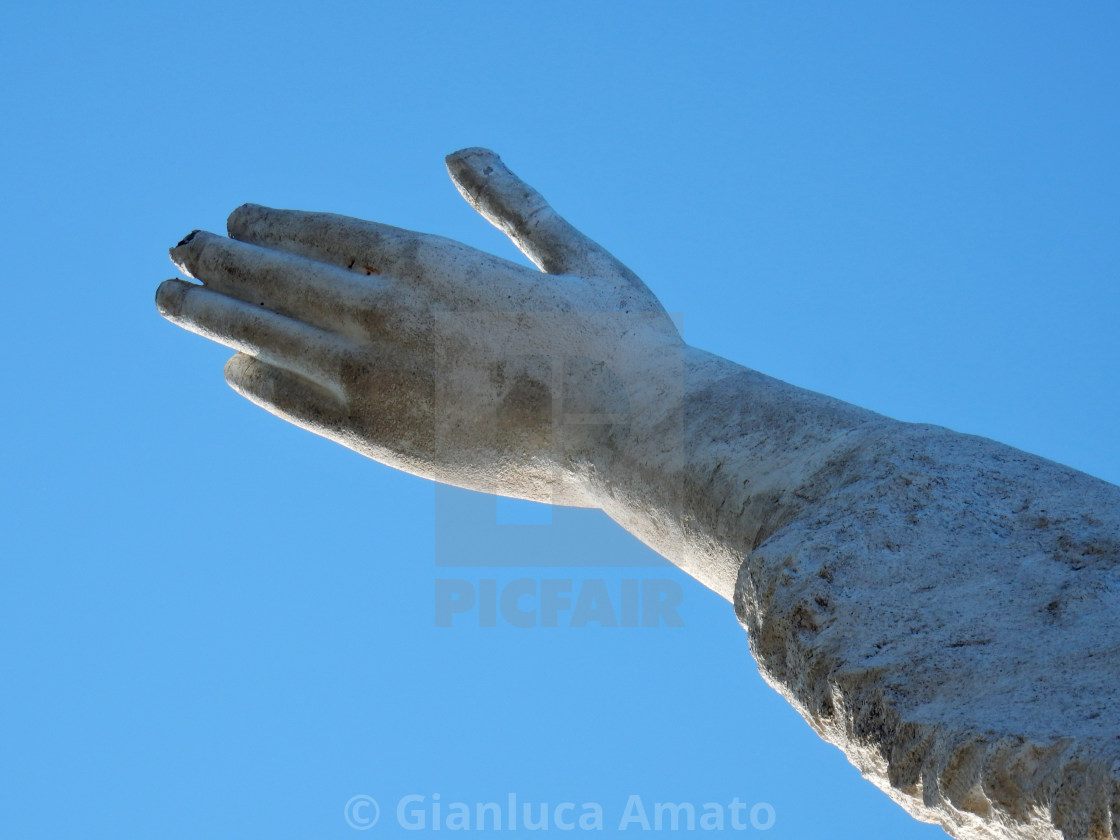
156,149,683,507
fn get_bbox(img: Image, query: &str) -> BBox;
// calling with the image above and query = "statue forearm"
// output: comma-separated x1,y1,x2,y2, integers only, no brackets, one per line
588,345,887,599
590,341,1120,838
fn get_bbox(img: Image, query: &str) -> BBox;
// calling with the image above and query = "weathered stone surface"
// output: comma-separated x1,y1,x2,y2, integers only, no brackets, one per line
157,149,1119,840
736,422,1120,840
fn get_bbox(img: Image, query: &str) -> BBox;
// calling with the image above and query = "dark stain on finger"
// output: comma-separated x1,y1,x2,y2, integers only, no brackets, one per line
346,259,382,275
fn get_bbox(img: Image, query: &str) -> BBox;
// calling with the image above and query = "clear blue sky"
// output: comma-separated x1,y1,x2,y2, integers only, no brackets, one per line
2,3,1117,838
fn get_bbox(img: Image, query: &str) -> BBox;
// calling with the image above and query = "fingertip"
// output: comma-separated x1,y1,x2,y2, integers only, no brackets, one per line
226,202,268,240
168,230,197,272
175,229,202,248
155,278,191,318
168,229,216,277
223,351,254,386
445,147,504,189
446,146,500,167
223,352,275,403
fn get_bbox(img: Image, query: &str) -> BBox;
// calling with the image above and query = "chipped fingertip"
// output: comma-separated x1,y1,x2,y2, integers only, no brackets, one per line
176,229,201,248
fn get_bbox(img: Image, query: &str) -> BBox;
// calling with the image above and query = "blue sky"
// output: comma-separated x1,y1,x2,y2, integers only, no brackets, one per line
2,3,1117,838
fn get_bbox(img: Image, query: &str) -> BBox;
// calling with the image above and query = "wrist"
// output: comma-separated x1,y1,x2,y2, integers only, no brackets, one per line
581,345,883,599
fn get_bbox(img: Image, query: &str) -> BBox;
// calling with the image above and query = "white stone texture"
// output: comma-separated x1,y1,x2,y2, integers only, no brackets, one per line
734,419,1120,840
157,149,1119,840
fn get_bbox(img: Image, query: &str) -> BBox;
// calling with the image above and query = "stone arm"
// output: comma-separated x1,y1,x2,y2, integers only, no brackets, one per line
156,150,1120,840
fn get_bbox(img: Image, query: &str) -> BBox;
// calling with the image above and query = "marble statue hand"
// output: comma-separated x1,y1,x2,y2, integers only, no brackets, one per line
157,149,1120,839
156,148,683,506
